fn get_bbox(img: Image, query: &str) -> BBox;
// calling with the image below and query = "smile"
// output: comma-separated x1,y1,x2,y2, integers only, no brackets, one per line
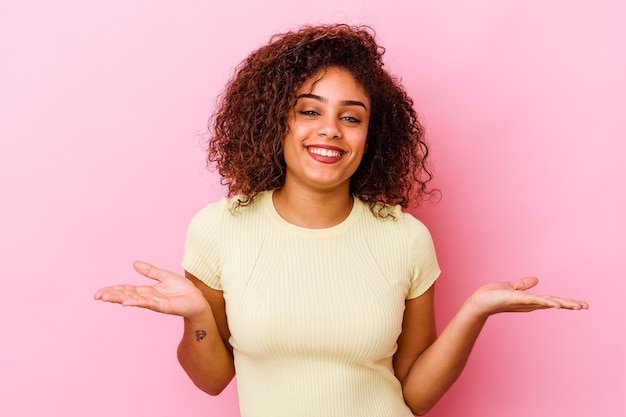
307,146,345,157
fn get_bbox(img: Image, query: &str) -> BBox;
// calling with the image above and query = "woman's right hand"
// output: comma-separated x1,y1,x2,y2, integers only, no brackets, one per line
94,261,210,321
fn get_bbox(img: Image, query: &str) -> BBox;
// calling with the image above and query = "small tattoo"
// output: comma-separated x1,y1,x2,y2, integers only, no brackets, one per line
195,330,207,342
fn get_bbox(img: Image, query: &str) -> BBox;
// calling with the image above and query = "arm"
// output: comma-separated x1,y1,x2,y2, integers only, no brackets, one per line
394,284,485,416
94,262,235,395
394,277,588,416
177,271,235,395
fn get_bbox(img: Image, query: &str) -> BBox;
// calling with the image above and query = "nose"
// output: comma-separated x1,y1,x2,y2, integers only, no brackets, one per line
317,114,341,139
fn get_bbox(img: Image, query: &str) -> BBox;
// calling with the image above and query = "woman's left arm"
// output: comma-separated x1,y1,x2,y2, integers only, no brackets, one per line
394,277,588,416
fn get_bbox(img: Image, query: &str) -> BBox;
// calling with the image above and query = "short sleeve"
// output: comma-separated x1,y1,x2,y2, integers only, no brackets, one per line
181,198,228,290
403,214,441,299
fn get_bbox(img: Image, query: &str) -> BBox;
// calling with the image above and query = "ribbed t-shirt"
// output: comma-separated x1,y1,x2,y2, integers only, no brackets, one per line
182,191,440,417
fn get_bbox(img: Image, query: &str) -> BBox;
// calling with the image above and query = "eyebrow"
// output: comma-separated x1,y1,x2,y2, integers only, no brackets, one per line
296,93,368,111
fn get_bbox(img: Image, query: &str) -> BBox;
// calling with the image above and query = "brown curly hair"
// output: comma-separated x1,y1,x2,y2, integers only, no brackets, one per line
208,23,436,209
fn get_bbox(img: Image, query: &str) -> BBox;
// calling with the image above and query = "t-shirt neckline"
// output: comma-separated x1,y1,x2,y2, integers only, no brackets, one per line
263,190,362,237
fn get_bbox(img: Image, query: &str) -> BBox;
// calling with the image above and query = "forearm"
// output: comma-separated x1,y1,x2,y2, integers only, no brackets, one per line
402,299,487,415
177,308,235,396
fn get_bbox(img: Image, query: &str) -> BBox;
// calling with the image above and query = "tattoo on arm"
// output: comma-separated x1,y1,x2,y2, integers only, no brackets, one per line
195,330,207,342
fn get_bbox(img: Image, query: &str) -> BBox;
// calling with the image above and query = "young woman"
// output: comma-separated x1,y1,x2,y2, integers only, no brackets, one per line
95,24,587,417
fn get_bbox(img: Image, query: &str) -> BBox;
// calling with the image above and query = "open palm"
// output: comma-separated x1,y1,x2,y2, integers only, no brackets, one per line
94,261,209,319
469,276,588,318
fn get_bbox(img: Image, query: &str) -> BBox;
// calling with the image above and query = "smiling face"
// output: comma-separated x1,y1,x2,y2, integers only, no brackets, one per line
281,66,371,196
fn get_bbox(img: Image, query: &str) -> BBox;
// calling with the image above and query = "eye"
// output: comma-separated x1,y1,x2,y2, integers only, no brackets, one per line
341,116,361,124
300,110,320,117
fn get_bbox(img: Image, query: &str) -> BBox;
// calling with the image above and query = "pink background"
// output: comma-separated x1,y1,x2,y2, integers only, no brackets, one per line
1,1,624,416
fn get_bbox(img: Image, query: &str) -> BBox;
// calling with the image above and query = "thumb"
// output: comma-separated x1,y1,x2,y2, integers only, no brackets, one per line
511,276,539,291
133,261,166,282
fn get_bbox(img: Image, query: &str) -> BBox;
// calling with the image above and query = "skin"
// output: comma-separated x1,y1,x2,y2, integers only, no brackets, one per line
94,66,588,414
273,67,370,228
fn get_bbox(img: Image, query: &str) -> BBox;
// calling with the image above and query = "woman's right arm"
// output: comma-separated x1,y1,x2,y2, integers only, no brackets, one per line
177,271,235,395
94,262,235,395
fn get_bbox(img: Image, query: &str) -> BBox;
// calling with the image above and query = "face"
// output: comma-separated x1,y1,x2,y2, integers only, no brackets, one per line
282,66,370,195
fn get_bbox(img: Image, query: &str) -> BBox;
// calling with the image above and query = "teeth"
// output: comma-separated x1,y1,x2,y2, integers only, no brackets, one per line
308,147,342,157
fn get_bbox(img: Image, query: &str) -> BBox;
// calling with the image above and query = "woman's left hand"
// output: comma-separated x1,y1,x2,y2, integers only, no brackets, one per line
468,277,589,319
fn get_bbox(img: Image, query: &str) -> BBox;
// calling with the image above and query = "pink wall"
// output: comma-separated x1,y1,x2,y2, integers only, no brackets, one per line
1,1,623,416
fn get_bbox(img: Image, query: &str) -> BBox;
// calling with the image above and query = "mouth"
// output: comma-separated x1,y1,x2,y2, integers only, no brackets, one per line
306,146,345,158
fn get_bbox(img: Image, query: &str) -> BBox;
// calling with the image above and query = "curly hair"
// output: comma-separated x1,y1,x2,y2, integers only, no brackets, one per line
208,23,436,210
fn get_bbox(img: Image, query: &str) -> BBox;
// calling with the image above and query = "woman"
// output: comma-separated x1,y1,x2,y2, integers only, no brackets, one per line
95,24,587,416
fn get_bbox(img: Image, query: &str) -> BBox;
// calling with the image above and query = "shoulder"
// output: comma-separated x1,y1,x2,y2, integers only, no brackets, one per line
395,211,437,260
187,192,274,248
362,202,438,267
186,196,229,234
398,210,434,242
360,200,433,239
189,192,271,226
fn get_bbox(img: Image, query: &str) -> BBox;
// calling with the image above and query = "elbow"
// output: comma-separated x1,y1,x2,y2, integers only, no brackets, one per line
409,403,434,416
412,408,432,416
404,392,436,416
180,363,233,396
198,381,230,396
177,351,234,396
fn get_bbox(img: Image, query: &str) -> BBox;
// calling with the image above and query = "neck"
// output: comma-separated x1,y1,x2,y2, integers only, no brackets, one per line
272,186,354,229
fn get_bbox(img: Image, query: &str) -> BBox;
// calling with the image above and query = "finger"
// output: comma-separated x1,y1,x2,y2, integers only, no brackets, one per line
133,261,167,282
510,292,561,309
120,295,152,308
94,285,130,300
541,295,589,310
95,287,137,304
96,289,155,309
510,276,539,291
528,295,561,309
94,288,106,300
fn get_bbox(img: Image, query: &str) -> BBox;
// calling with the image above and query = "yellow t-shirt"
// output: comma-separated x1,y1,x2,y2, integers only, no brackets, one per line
182,191,440,417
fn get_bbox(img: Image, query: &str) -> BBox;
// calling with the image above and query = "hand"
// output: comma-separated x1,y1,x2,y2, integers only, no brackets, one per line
94,261,210,321
467,277,589,319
